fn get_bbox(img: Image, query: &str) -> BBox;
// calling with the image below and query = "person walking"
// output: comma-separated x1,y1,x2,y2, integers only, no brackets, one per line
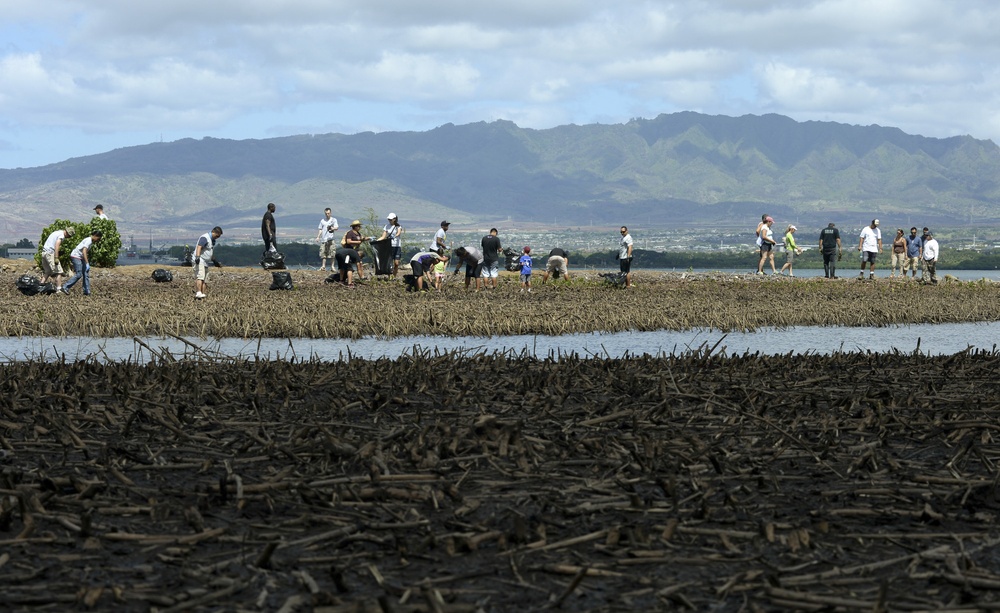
519,246,533,292
480,228,503,289
63,230,102,295
857,219,882,279
376,213,404,276
619,226,634,287
779,225,801,276
41,226,74,292
262,203,277,253
316,208,339,272
818,222,842,278
904,227,922,280
430,220,450,252
756,217,777,275
921,231,939,285
889,228,907,278
193,226,223,300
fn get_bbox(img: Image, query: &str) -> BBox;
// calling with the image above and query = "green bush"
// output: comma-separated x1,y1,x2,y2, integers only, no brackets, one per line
36,217,123,270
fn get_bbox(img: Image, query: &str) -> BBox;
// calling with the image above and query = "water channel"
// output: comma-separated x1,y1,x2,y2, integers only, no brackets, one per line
4,321,1000,362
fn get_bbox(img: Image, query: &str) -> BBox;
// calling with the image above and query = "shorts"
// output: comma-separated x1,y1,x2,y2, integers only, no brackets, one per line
619,257,632,274
465,262,483,278
391,246,402,261
785,250,795,264
861,251,877,265
546,256,567,275
336,253,358,272
760,243,772,254
482,261,499,278
195,260,209,282
410,260,426,277
903,256,919,272
520,273,531,284
41,251,63,276
319,240,336,259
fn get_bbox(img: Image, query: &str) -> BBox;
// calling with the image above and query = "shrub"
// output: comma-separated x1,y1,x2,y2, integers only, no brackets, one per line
36,217,123,270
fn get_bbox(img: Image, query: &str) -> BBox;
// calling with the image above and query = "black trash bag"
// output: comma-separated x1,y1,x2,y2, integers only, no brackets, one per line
260,251,286,270
599,272,627,287
503,247,521,272
16,274,41,296
37,282,57,295
151,269,173,283
324,273,341,284
269,271,294,290
402,273,418,291
369,238,394,276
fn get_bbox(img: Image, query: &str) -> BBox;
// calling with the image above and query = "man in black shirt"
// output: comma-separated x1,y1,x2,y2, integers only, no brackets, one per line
543,247,570,282
262,202,277,252
818,222,842,279
480,228,503,289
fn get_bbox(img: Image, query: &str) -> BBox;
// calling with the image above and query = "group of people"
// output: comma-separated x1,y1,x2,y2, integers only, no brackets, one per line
756,214,940,284
38,204,108,295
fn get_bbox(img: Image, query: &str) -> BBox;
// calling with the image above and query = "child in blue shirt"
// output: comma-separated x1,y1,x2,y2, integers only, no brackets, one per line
519,246,532,293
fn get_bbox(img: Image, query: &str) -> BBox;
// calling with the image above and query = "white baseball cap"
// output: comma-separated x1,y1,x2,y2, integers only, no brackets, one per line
873,219,880,226
386,213,397,220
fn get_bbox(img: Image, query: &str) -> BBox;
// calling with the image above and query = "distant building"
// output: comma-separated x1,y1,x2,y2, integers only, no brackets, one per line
5,248,36,259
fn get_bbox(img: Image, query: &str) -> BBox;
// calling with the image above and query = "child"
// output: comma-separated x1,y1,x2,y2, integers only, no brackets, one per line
433,255,449,290
519,246,533,292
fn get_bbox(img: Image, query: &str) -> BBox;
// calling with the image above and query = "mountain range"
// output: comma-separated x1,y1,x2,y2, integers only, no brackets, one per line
2,111,998,241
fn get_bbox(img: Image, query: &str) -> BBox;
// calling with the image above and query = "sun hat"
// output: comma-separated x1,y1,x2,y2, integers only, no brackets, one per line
350,220,361,226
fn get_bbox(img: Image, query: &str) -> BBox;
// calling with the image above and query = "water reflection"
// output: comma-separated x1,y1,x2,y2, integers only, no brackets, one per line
4,321,1000,362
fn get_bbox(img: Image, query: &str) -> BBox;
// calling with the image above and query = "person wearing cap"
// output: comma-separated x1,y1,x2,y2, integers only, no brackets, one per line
756,217,777,275
430,220,450,252
858,219,883,279
919,227,931,277
377,213,404,276
344,220,370,279
920,231,939,285
193,226,223,300
542,247,570,283
818,222,842,279
451,245,485,291
889,228,907,279
779,225,801,277
63,230,102,295
93,204,109,220
408,250,443,292
261,202,277,253
41,226,75,292
519,246,533,292
316,208,339,272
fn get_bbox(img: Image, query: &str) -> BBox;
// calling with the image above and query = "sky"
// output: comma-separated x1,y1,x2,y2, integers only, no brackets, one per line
2,0,1000,170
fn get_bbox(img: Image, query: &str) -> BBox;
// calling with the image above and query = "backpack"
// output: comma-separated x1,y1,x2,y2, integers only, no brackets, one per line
269,271,294,290
151,269,173,283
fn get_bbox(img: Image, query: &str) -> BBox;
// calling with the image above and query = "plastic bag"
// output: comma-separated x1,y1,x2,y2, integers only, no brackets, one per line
151,269,173,283
269,271,294,290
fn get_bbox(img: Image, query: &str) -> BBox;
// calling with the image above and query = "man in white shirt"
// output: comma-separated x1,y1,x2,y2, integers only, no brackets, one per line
430,220,450,253
857,219,883,279
619,226,634,288
921,231,939,285
316,208,339,272
93,204,109,220
63,230,102,295
41,226,75,291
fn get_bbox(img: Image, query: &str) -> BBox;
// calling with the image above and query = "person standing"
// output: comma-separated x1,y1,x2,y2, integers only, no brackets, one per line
377,213,404,276
344,220,370,279
756,217,777,275
904,227,922,280
93,204,109,220
480,228,503,289
619,226,634,287
542,247,570,282
919,226,931,278
857,219,883,279
430,220,450,252
262,203,277,253
193,226,223,300
63,230,102,295
451,246,485,291
779,225,801,277
316,208,339,272
921,231,939,285
818,222,842,279
889,229,907,278
41,226,74,292
519,246,533,292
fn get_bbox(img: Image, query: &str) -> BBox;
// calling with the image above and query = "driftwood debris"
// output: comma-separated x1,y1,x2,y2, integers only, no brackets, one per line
2,349,1000,610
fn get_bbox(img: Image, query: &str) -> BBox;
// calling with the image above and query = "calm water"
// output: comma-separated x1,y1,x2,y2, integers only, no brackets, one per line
4,322,1000,362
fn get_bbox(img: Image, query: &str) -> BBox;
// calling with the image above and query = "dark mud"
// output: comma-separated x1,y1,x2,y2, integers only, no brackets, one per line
3,350,1000,611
